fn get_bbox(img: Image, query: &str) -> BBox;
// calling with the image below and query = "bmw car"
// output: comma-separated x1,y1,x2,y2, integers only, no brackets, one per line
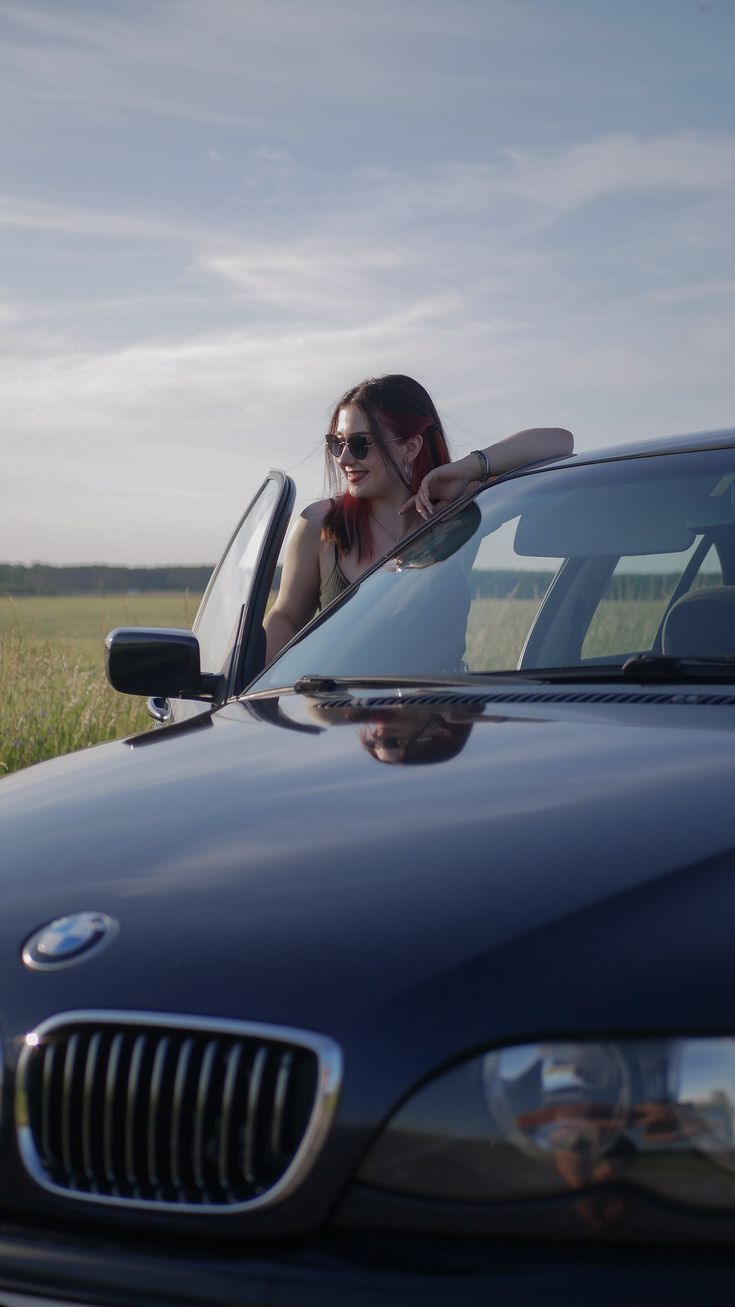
2,429,735,1304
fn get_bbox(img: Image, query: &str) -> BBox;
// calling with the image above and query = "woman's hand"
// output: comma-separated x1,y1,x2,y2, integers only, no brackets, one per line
401,453,483,520
402,428,573,520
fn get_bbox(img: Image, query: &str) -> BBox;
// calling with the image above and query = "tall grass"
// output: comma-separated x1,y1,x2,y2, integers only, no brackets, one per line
581,598,671,658
463,594,662,670
464,595,540,669
0,592,200,777
0,624,150,774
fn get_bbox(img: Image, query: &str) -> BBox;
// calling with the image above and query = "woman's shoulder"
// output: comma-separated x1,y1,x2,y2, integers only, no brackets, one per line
288,499,336,557
300,497,334,527
278,499,334,581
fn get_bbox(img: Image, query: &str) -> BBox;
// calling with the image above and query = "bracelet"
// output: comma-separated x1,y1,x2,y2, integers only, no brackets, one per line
471,449,491,481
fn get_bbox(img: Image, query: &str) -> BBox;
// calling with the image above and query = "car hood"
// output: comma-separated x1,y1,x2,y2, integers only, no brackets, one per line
1,686,734,1074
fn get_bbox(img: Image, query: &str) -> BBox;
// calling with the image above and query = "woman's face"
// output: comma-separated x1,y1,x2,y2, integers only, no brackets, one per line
361,711,458,764
334,405,404,501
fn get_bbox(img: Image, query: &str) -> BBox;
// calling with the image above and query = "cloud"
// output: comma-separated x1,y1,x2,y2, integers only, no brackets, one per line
5,129,732,257
354,132,735,231
202,242,413,314
0,0,258,128
645,279,735,307
0,0,494,132
253,146,292,165
503,132,735,221
0,300,22,328
0,193,209,242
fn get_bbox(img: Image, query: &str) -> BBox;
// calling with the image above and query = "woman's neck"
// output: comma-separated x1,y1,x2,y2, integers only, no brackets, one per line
368,490,420,543
370,480,411,515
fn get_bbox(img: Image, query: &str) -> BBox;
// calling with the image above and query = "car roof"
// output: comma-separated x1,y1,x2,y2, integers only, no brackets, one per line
545,425,735,471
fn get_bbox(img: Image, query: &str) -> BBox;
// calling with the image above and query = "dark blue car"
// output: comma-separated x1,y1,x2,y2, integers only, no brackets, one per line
2,429,735,1305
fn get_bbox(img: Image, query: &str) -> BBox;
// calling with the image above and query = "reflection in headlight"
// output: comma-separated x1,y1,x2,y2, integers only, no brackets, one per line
359,1037,735,1219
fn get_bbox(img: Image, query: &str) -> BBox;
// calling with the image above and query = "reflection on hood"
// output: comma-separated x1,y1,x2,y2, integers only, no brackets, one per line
306,701,482,766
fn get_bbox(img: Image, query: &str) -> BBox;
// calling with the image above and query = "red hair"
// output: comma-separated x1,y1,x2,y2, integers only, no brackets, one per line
321,375,451,560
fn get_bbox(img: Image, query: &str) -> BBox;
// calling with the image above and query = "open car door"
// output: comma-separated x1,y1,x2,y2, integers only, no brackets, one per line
154,470,294,723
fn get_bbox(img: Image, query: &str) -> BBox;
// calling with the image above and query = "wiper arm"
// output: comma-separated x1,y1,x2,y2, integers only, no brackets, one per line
289,671,533,696
621,653,735,681
462,658,735,685
291,675,340,694
272,661,735,698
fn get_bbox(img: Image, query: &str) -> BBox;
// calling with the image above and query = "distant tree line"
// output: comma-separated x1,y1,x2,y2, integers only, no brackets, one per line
0,564,215,597
2,562,714,601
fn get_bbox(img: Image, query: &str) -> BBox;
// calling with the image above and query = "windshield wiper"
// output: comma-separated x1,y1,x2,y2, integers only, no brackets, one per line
283,671,535,696
470,657,735,685
621,653,735,681
254,661,735,699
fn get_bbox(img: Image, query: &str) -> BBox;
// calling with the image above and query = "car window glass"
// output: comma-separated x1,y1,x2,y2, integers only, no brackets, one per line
580,542,721,661
194,478,280,675
250,449,735,691
464,518,564,671
688,542,724,592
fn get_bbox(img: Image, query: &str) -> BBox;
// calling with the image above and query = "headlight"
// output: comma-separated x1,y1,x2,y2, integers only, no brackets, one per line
358,1038,735,1210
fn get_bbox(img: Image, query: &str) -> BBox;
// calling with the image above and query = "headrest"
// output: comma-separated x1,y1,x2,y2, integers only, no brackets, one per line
661,586,735,658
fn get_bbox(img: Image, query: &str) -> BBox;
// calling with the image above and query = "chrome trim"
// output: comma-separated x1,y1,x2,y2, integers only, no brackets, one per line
22,913,118,972
16,1009,342,1215
146,694,172,723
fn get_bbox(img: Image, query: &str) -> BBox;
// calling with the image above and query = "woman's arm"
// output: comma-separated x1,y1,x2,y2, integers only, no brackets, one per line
263,504,324,663
406,427,574,519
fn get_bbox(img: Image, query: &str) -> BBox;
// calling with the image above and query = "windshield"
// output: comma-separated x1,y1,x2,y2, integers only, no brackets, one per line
250,446,735,690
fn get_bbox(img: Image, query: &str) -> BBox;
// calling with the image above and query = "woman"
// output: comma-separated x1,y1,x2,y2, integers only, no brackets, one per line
264,374,573,661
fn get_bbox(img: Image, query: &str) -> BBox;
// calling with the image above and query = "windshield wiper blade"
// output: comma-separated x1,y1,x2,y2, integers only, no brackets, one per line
289,671,533,696
276,661,735,698
621,653,735,681
464,659,735,685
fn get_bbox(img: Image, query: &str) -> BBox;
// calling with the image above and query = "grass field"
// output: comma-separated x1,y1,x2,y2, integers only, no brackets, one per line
0,592,201,777
464,596,539,669
464,594,662,670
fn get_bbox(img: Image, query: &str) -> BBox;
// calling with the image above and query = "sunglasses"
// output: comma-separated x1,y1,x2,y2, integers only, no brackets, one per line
366,735,405,751
325,433,375,461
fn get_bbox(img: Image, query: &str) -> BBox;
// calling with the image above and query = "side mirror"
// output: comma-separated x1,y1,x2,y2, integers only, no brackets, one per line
105,628,203,697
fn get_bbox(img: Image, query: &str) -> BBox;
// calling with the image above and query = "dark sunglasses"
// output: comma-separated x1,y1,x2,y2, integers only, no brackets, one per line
325,433,375,460
366,735,405,751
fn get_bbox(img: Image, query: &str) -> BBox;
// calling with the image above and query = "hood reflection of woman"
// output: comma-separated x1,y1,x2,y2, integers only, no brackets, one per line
359,711,473,766
304,701,479,766
264,374,573,662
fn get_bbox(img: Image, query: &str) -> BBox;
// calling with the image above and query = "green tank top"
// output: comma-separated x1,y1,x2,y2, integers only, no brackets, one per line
319,548,352,609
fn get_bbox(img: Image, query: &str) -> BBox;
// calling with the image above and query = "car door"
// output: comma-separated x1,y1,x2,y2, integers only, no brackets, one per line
154,470,295,724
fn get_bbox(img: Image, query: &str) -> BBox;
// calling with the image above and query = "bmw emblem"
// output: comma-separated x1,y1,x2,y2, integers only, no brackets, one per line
22,912,118,971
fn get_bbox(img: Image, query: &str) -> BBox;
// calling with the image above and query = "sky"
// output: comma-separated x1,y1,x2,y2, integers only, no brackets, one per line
1,0,734,566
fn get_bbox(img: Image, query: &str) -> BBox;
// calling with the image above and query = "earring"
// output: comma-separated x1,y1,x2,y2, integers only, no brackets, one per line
404,460,411,480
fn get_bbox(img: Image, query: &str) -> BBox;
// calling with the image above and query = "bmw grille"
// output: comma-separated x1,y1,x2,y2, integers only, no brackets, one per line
16,1011,342,1212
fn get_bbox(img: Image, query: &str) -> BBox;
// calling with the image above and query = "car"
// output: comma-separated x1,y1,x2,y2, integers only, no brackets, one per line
2,427,735,1305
